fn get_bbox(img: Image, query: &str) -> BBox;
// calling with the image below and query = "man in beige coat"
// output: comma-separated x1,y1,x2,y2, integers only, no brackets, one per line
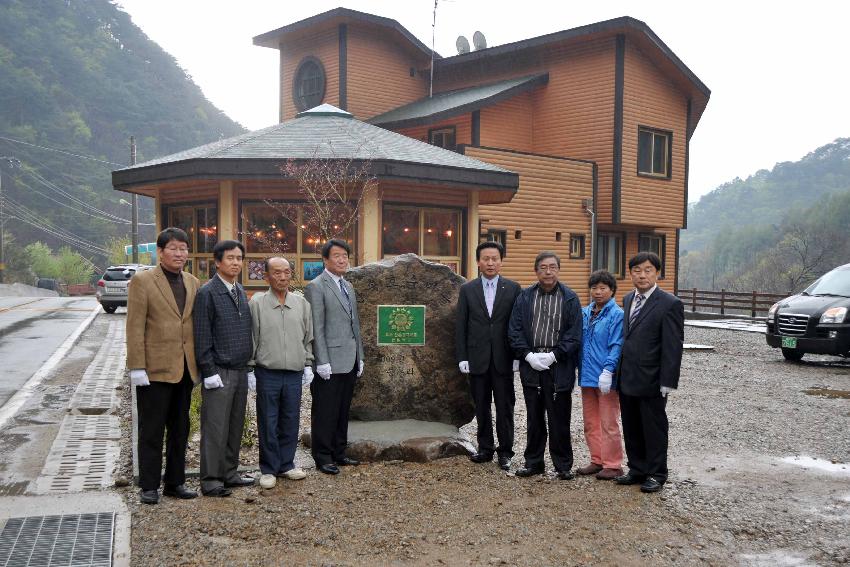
126,227,200,504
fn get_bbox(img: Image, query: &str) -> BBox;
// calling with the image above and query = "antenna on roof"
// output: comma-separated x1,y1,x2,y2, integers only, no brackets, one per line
430,0,438,98
456,35,470,54
472,31,487,50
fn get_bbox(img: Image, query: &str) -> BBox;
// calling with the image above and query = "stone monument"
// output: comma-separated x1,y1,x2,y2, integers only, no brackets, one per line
313,254,476,462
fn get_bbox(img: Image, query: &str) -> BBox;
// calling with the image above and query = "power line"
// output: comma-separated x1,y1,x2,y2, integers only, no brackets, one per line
3,196,111,255
0,135,125,167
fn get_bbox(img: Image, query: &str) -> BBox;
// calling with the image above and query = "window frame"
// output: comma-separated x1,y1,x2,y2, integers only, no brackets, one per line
638,232,666,279
569,233,586,260
381,204,462,272
595,232,626,278
484,229,508,257
164,202,218,283
428,126,457,151
292,56,326,112
637,126,673,180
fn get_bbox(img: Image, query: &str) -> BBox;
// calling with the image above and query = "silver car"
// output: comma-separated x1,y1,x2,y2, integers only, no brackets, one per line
95,264,154,313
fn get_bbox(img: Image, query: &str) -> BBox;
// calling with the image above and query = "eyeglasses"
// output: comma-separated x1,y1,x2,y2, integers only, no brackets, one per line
536,264,559,273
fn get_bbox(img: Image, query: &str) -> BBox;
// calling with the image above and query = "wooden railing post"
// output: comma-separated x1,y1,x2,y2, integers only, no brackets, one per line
751,290,757,318
720,288,726,315
691,288,697,312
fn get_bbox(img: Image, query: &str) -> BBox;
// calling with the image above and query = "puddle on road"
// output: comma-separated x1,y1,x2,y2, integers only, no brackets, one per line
802,387,850,399
739,550,813,567
780,455,850,475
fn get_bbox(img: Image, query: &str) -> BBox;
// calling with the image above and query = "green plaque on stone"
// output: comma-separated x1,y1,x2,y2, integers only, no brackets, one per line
377,305,426,346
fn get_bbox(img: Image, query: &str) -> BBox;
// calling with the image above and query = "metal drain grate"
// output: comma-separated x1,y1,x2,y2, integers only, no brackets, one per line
0,512,114,566
32,416,120,494
69,322,126,415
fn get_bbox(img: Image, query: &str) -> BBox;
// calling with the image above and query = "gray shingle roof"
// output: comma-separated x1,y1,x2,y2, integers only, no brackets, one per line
112,105,518,194
369,74,549,129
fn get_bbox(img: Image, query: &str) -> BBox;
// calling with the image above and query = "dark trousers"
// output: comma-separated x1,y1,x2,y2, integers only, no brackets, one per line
619,391,668,482
522,369,573,472
200,367,248,492
310,363,356,466
470,366,515,458
135,368,194,491
255,368,302,475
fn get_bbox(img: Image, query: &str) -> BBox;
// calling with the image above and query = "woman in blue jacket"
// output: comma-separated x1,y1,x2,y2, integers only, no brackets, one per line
576,270,625,480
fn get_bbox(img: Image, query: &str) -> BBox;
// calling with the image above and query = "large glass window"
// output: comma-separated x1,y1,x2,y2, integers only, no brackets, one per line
166,204,217,282
638,127,672,178
243,206,297,255
596,233,624,277
383,205,461,272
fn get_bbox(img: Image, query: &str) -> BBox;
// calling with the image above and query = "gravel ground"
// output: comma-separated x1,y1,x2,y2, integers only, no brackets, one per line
115,326,850,566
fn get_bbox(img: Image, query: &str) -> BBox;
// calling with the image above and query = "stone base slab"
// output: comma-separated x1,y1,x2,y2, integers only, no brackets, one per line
302,419,474,463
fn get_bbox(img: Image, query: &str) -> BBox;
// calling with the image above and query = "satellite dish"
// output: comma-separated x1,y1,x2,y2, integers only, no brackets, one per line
456,35,470,54
473,31,487,50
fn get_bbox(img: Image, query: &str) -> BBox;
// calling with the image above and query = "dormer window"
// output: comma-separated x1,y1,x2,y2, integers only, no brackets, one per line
429,127,457,151
293,57,326,111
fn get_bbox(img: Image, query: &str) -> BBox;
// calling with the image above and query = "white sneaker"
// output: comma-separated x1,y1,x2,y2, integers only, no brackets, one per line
281,468,306,480
259,474,277,489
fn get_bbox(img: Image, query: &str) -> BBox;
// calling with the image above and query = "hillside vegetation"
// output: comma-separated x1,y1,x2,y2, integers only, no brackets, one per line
680,138,850,293
0,0,245,277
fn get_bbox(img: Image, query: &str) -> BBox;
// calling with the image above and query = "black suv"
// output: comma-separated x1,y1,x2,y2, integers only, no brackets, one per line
766,263,850,361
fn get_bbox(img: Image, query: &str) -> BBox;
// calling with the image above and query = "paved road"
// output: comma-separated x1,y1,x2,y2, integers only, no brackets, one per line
0,296,99,410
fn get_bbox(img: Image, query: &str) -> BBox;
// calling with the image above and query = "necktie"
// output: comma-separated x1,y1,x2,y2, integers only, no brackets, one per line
629,293,644,324
339,278,352,315
230,286,239,309
485,280,495,317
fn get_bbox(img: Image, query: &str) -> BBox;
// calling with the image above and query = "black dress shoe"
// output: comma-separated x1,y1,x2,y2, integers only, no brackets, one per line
614,473,645,485
335,457,360,466
201,486,232,497
139,489,159,504
318,463,340,475
556,470,575,480
515,466,545,477
163,484,198,499
497,455,511,471
470,452,494,464
640,477,663,493
224,476,255,488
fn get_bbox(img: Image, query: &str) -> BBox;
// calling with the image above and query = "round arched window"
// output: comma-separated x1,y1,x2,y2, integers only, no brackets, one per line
292,57,326,111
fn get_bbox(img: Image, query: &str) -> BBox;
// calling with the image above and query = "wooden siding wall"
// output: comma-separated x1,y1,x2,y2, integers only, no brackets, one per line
397,115,472,146
280,28,339,121
479,92,534,152
345,26,428,120
381,183,469,208
158,184,219,205
621,40,688,228
436,38,617,224
465,147,594,300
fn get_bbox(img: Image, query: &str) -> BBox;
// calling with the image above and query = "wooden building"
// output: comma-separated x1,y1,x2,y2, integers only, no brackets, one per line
112,105,517,288
254,8,711,301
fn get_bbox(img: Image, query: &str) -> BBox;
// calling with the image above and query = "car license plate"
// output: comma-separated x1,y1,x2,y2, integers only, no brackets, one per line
106,287,122,294
781,337,797,348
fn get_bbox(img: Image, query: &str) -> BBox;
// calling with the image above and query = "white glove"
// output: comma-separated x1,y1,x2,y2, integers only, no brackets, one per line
525,352,548,372
537,352,556,369
459,361,470,374
129,369,150,387
512,359,519,372
203,374,224,389
316,363,332,380
661,386,675,398
598,369,613,395
357,360,364,378
302,366,314,386
247,371,256,392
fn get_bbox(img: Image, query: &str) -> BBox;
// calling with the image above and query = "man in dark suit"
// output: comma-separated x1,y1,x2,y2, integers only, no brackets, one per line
304,239,364,475
615,251,684,493
194,240,255,496
455,241,521,470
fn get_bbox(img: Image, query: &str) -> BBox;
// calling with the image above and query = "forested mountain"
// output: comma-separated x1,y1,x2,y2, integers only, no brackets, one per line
680,138,850,293
0,0,245,273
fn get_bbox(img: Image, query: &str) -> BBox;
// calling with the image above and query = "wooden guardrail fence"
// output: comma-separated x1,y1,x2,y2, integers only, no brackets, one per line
676,288,791,318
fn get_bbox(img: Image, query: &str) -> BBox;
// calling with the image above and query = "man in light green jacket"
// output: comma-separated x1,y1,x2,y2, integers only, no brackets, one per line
249,257,314,489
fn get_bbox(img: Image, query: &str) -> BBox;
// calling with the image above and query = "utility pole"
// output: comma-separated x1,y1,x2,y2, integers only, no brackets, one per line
0,156,21,284
130,137,138,264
